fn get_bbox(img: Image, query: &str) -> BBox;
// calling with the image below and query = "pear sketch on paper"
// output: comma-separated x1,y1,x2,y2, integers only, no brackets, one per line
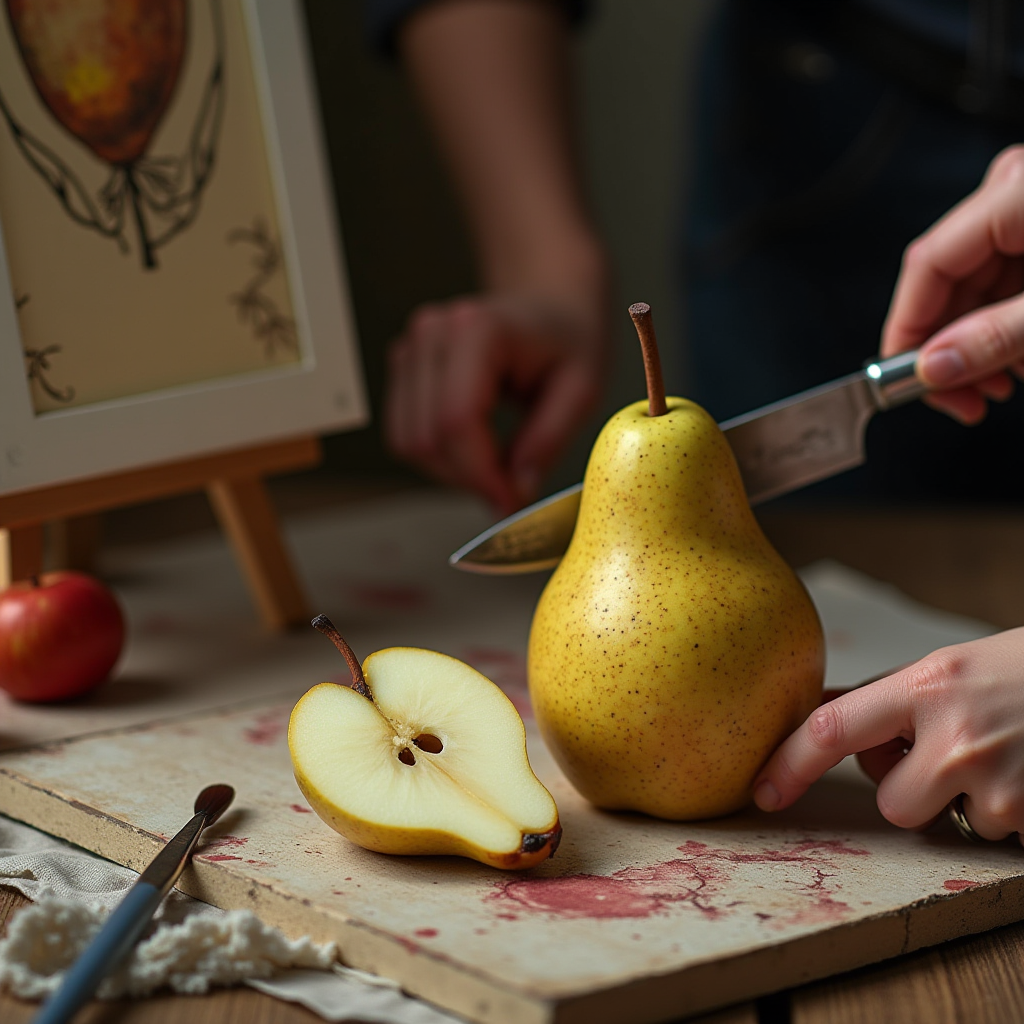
0,0,224,269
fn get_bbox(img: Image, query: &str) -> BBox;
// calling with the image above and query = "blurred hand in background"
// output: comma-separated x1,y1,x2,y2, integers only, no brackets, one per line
382,0,610,515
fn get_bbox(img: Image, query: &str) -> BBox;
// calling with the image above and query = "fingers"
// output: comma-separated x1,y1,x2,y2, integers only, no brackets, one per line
756,631,1024,840
974,371,1016,400
857,741,946,831
387,325,461,488
917,288,1024,381
871,738,961,829
408,307,445,464
386,301,516,512
877,147,1024,424
384,294,608,514
921,373,1014,425
882,145,1024,357
889,282,1024,425
438,303,521,512
956,793,1019,841
755,661,948,828
753,679,915,813
915,291,1024,395
856,739,908,786
508,360,601,504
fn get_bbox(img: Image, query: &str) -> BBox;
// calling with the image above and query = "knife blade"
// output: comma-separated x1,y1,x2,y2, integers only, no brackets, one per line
449,351,925,574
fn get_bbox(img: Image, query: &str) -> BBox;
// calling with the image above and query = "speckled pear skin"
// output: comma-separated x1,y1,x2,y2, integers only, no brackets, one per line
527,397,825,820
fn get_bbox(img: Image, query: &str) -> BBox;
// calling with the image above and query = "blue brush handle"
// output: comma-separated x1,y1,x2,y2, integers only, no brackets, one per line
32,882,162,1024
27,795,230,1024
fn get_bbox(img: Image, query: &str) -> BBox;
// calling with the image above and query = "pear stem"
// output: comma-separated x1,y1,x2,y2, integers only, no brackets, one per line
311,614,371,699
629,302,667,417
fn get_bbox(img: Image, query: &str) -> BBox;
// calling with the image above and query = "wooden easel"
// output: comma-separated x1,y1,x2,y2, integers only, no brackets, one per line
0,436,321,631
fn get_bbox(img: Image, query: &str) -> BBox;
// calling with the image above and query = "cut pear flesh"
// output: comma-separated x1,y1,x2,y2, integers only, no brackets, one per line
289,647,561,869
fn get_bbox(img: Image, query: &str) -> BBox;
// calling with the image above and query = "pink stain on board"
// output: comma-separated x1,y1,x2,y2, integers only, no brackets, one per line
461,646,532,718
350,582,429,612
781,867,852,925
414,928,439,938
204,835,249,850
202,854,243,862
244,708,287,746
944,879,979,892
291,804,312,814
489,838,869,923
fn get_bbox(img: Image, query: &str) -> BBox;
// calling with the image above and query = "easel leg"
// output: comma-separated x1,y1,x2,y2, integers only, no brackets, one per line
207,477,309,631
0,523,45,587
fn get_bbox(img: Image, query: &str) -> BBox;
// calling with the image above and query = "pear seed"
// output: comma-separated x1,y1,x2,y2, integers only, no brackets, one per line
413,733,444,754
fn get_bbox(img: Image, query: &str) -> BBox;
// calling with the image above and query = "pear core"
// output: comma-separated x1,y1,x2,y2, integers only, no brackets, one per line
289,647,561,869
527,397,825,820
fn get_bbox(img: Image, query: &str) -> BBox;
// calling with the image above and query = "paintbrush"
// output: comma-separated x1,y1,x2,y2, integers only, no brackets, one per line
32,783,235,1024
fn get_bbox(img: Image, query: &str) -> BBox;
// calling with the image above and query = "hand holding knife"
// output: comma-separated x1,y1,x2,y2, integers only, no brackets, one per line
449,351,925,573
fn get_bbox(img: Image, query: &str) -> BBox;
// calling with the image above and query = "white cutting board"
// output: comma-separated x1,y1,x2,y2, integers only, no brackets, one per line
0,499,1009,1024
1,690,1022,1024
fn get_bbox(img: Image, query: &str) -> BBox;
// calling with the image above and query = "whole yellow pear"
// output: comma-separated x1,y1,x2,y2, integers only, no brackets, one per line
527,308,824,820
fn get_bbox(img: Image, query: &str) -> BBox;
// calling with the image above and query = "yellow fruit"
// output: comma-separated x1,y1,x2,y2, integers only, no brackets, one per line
528,388,824,820
290,621,561,869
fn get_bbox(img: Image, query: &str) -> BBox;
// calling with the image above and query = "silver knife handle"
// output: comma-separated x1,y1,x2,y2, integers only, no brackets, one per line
864,351,927,409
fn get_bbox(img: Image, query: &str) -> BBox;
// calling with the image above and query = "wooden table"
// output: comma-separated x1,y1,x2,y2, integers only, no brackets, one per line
2,498,1023,1024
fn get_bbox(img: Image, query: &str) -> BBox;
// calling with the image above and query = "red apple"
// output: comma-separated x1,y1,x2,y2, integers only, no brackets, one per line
0,572,125,703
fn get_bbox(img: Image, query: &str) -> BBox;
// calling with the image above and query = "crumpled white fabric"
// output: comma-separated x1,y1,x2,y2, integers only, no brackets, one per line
0,891,335,999
0,816,462,1023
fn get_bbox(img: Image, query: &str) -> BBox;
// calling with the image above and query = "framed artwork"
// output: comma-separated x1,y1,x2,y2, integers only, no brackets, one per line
0,0,367,496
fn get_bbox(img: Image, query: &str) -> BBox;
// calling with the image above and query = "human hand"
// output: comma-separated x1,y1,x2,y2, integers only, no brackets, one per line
385,291,609,516
882,145,1024,423
753,628,1024,843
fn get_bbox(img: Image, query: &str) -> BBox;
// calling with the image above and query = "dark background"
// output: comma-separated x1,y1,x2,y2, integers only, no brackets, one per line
301,0,712,491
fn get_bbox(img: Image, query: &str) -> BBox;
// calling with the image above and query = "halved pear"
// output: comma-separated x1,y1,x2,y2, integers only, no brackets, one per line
288,620,561,870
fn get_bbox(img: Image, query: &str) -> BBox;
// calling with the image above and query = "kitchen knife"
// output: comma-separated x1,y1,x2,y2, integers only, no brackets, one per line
449,350,925,574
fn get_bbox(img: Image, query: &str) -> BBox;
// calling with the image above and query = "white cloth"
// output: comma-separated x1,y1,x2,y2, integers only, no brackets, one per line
0,817,461,1023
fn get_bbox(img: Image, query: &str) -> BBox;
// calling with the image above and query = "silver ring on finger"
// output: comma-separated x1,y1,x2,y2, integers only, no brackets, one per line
948,793,989,844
